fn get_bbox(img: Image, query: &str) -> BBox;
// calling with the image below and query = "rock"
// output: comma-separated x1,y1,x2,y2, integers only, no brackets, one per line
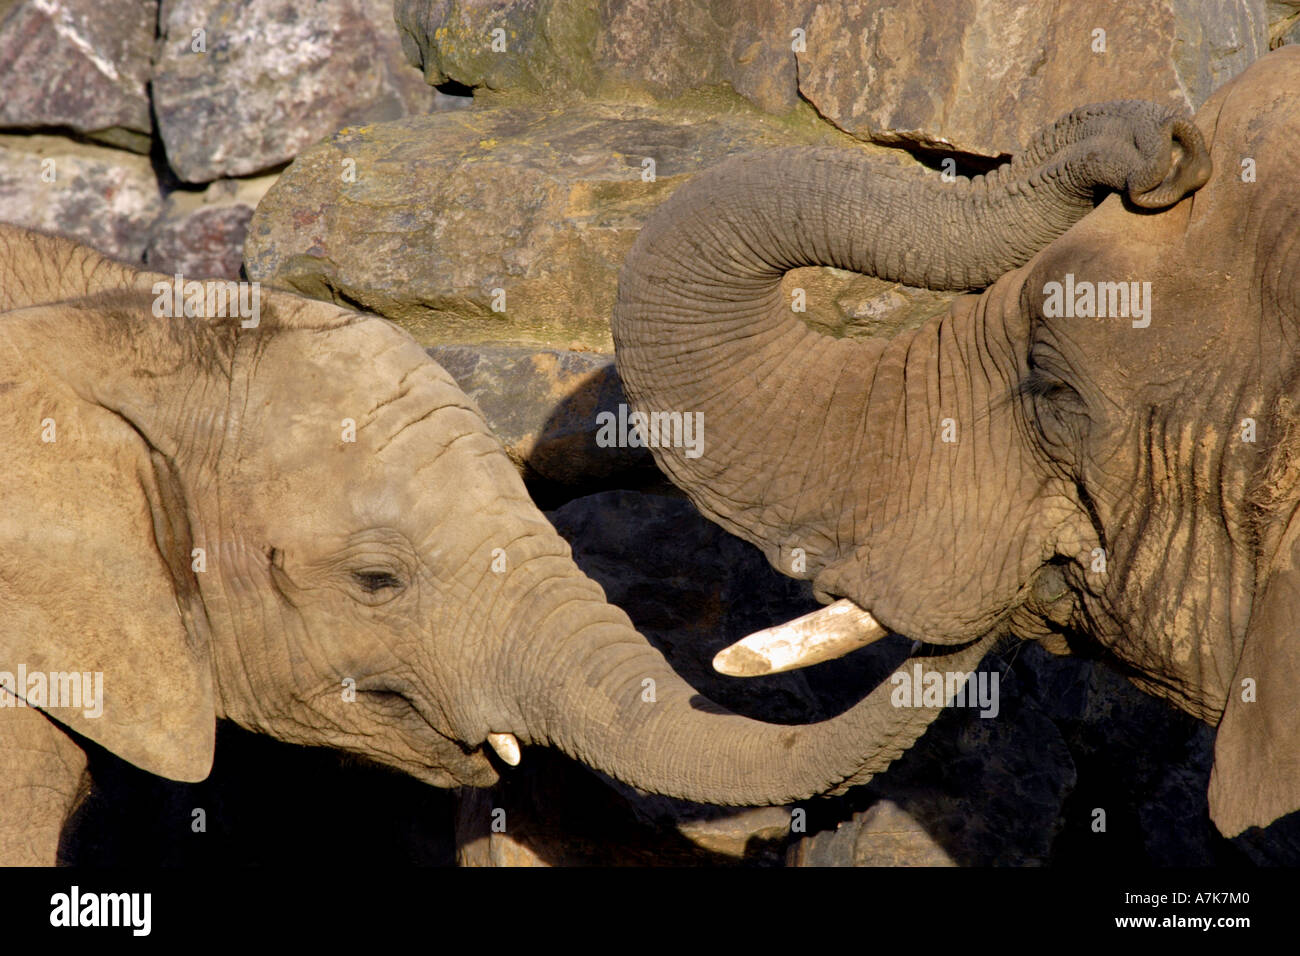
144,174,279,279
797,0,1270,157
1272,0,1300,46
394,0,815,113
788,799,956,866
395,1,1269,158
1017,645,1240,865
0,133,161,262
243,100,919,350
789,646,1078,866
426,344,657,493
0,0,156,153
671,806,794,859
153,0,445,183
783,267,957,341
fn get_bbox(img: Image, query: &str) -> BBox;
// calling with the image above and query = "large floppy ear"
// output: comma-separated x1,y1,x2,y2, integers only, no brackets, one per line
1208,521,1300,837
0,303,216,782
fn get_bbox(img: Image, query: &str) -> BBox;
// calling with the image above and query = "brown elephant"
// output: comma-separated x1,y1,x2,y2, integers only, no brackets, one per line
0,223,990,865
613,47,1300,839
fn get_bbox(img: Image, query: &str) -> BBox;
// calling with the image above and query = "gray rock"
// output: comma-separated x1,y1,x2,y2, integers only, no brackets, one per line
788,799,957,866
427,344,656,490
153,0,443,183
243,100,923,350
796,0,1270,157
394,0,816,113
395,0,1270,158
0,0,156,153
144,174,278,279
1271,0,1300,46
0,133,161,261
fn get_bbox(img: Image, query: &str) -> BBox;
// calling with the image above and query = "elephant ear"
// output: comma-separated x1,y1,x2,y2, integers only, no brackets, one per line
0,347,216,782
1208,523,1300,837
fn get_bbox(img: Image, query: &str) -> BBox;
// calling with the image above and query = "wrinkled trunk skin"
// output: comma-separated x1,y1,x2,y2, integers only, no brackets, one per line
491,551,999,806
612,104,1197,642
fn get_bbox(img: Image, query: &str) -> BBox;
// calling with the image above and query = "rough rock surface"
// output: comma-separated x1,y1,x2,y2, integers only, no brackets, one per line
395,0,805,112
153,0,445,182
797,0,1269,156
0,133,162,261
0,0,157,153
144,174,278,279
243,101,939,349
396,0,1270,156
427,344,657,494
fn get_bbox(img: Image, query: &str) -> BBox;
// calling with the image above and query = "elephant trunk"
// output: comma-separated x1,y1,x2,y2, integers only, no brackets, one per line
492,554,997,805
611,103,1209,577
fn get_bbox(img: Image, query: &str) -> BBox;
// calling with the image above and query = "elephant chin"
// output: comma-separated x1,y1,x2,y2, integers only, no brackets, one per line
425,744,500,789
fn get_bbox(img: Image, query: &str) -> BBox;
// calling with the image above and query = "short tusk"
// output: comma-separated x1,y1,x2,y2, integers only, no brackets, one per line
713,599,889,677
487,732,521,766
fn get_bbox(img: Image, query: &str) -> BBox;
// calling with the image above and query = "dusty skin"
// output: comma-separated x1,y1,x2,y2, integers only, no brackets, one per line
614,47,1300,838
0,223,999,865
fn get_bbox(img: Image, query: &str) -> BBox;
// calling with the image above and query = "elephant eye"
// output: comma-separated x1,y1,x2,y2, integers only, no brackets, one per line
352,570,405,594
1019,363,1090,457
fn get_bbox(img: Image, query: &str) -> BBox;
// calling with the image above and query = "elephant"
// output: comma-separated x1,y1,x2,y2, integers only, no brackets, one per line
612,47,1300,841
0,222,1006,866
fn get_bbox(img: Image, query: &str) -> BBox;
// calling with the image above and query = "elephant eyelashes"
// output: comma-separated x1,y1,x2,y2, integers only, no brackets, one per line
352,570,405,594
1019,365,1090,455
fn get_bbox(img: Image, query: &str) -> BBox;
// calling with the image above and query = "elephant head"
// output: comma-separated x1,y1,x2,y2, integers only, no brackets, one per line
0,223,1018,864
613,48,1300,837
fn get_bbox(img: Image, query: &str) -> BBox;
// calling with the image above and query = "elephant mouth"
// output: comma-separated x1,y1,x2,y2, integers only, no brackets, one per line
355,681,522,780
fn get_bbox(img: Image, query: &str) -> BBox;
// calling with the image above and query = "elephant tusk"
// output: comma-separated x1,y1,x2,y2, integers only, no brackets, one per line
712,599,889,677
487,732,522,766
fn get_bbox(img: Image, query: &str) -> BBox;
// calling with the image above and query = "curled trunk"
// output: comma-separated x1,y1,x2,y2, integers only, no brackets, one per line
495,559,999,805
612,103,1209,581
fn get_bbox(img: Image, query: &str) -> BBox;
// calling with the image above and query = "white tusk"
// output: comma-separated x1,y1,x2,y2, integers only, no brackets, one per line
487,732,521,766
713,599,889,677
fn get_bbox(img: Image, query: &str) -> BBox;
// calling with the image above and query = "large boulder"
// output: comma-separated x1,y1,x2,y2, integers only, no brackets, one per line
153,0,449,183
394,0,807,113
243,100,946,350
0,133,162,261
0,0,157,153
798,0,1270,156
144,174,279,279
396,0,1270,157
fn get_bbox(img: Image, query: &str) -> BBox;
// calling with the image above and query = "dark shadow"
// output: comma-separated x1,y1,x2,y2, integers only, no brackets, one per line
434,80,476,98
60,723,458,866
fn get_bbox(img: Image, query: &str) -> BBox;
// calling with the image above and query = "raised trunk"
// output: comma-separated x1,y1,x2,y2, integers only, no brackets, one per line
494,558,999,806
612,104,1208,589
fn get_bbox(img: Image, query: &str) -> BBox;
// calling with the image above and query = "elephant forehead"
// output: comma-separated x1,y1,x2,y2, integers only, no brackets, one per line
1186,46,1300,231
1026,47,1300,347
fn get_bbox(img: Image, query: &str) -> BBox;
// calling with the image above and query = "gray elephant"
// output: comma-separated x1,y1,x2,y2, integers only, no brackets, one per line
613,47,1300,839
0,221,968,866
